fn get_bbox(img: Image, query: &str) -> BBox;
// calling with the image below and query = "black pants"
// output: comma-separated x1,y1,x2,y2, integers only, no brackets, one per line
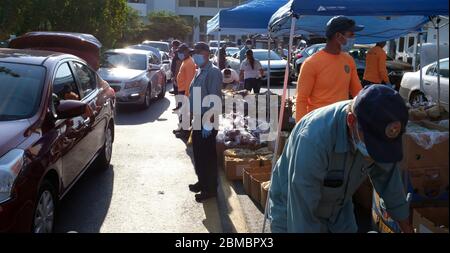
244,78,261,94
192,129,218,194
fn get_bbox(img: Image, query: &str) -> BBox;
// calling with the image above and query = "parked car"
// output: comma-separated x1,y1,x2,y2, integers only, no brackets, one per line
141,40,170,53
399,58,449,111
211,46,240,66
127,44,172,81
293,43,412,87
0,48,116,233
227,49,289,84
98,48,166,109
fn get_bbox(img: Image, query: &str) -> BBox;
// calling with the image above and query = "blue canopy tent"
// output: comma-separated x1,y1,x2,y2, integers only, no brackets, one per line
207,0,290,93
262,0,449,232
206,0,289,35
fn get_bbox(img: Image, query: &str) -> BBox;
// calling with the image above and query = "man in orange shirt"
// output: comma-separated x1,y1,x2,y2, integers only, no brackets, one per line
363,42,392,88
296,16,363,123
174,43,197,136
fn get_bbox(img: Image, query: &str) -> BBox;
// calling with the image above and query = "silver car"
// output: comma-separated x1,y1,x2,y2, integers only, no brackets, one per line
127,44,172,81
399,58,449,111
98,48,166,109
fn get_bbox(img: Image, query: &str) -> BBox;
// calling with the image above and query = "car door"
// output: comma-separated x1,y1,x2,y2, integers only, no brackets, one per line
423,63,438,102
51,61,88,188
148,53,163,97
70,61,107,174
438,59,449,110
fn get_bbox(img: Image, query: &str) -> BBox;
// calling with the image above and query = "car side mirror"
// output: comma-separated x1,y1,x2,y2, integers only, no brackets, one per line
56,100,87,119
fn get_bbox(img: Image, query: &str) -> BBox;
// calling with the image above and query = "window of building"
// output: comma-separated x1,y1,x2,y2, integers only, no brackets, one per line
198,0,217,8
179,0,197,7
219,0,240,8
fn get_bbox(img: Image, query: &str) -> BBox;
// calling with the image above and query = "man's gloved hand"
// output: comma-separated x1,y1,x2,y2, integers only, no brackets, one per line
202,128,212,139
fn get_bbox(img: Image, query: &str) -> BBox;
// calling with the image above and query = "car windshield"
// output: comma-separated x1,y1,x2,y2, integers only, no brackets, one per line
0,62,45,121
143,42,169,52
252,51,282,61
101,53,147,70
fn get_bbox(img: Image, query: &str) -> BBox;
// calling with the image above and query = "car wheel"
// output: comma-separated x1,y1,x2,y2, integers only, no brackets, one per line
409,90,428,106
158,82,166,99
32,181,56,233
142,85,152,109
97,124,113,170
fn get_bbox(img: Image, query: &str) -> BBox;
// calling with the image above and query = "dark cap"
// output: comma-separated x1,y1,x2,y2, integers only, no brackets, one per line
353,85,409,163
245,39,252,44
178,43,193,53
326,16,364,39
194,42,210,53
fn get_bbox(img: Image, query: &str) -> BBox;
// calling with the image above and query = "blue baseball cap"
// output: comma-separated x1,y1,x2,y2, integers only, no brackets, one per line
353,85,409,163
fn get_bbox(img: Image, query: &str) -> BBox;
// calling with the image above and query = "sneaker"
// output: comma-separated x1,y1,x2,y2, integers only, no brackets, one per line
195,191,217,202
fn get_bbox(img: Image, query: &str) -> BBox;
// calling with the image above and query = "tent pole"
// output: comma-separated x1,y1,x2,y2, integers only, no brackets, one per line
436,17,441,108
419,32,423,92
217,29,221,69
267,36,272,93
262,15,297,233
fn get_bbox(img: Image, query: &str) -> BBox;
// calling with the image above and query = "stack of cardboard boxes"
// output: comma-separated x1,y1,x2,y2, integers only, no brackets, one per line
372,120,449,233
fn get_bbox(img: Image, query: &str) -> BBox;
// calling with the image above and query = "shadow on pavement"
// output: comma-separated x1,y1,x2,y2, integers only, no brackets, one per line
115,97,170,125
54,164,115,233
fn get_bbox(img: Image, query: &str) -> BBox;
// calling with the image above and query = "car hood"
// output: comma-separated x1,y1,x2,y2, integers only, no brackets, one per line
260,60,287,69
0,119,30,157
97,68,146,82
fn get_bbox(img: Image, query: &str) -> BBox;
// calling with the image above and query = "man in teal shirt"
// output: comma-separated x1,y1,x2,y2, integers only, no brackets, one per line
239,39,253,63
269,85,414,233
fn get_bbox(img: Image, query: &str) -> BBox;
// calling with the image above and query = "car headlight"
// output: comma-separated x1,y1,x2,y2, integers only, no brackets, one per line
124,80,143,89
0,149,24,203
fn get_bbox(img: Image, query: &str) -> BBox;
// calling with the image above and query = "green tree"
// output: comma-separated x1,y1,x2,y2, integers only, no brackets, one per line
143,11,192,41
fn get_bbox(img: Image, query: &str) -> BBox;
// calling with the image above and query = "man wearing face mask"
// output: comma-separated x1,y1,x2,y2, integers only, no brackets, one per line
239,39,253,63
295,16,363,123
269,85,414,233
173,43,197,136
188,42,223,202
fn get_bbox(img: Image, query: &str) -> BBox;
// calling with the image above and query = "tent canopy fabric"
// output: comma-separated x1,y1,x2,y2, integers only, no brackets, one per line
269,0,449,41
207,0,288,35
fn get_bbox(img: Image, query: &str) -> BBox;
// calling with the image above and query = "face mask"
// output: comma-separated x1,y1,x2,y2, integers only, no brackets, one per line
351,122,370,157
193,54,205,66
177,53,185,60
341,37,355,52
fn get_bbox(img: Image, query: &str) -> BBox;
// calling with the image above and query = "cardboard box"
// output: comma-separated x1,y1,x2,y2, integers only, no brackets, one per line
242,165,272,195
260,181,270,210
404,166,449,207
400,131,448,170
250,173,271,203
224,156,260,181
353,178,373,210
413,207,449,233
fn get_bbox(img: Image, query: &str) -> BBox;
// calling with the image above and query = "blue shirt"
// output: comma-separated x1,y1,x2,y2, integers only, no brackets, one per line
269,100,409,233
189,61,222,116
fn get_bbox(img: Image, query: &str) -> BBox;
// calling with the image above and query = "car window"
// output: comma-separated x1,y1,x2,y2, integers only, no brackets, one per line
0,62,45,121
53,63,80,102
426,63,437,76
439,60,449,78
162,53,169,62
72,62,97,98
306,47,315,55
149,54,160,65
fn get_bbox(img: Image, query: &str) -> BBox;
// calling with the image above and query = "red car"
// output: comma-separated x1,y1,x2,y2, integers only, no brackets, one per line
0,33,115,233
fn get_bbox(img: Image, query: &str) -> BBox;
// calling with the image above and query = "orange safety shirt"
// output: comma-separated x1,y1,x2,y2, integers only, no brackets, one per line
363,46,390,84
296,50,362,122
177,56,197,96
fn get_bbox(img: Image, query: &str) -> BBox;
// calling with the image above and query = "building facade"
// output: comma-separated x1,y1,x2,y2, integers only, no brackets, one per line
127,0,247,44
